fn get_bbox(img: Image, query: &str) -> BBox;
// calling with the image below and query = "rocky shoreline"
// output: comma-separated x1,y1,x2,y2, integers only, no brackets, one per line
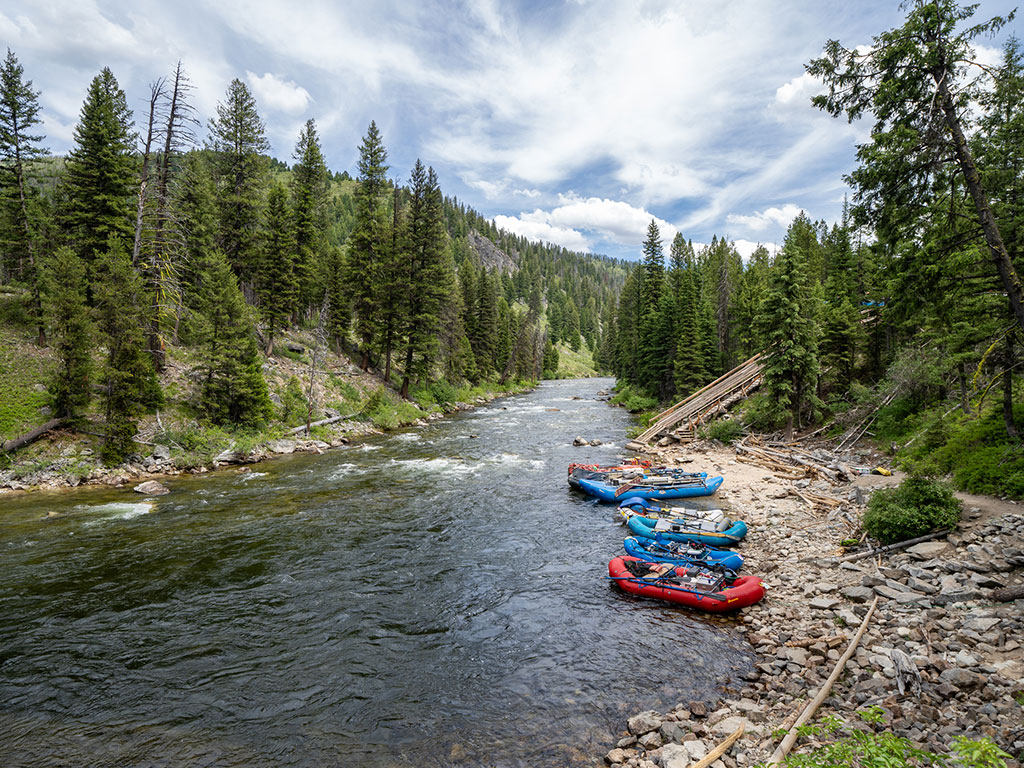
601,440,1024,768
0,394,505,496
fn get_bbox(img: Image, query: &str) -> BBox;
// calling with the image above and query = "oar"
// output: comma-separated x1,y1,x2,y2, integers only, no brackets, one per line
606,575,728,602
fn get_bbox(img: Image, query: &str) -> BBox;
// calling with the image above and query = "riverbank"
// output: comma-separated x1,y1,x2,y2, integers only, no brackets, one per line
0,381,533,496
602,439,1024,768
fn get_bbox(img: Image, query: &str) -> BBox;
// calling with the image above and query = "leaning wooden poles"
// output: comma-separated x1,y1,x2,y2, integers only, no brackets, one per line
766,596,879,766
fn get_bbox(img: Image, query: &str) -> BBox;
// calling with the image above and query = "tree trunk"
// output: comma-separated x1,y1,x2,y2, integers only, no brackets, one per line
2,417,66,453
935,75,1024,336
1003,329,1018,440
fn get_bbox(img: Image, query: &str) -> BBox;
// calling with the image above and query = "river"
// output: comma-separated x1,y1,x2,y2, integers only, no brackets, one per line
0,377,751,767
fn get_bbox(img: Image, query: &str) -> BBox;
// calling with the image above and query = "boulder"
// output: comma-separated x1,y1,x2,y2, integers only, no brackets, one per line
660,743,692,768
938,667,984,689
266,439,298,454
152,444,171,461
628,710,663,735
133,480,169,496
906,541,952,559
573,436,589,446
605,747,627,765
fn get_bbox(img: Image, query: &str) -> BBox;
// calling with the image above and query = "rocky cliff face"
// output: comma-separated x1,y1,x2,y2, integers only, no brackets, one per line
467,229,517,273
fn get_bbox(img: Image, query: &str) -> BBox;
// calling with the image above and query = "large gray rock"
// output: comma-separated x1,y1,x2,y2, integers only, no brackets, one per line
938,667,985,689
906,541,951,559
842,586,876,603
628,710,663,735
152,444,171,461
133,480,169,495
659,743,692,768
266,439,297,454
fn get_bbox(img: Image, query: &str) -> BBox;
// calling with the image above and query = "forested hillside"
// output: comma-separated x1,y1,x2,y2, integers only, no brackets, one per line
0,54,625,467
603,3,1024,498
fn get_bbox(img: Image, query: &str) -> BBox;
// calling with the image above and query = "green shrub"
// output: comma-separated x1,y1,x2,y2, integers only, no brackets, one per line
278,376,308,426
702,419,744,444
610,385,658,413
862,475,961,545
361,386,424,429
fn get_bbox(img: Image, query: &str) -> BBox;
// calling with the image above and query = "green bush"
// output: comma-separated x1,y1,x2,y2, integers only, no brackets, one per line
862,475,961,545
701,419,744,444
278,376,308,426
610,385,658,414
361,386,424,429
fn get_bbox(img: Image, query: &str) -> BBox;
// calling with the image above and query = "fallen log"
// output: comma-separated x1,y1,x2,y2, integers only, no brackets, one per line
691,724,745,768
286,413,354,435
766,596,879,766
991,584,1024,602
1,417,66,453
838,530,951,562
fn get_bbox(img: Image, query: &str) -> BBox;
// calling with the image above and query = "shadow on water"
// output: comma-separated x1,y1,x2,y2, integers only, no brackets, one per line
0,378,753,767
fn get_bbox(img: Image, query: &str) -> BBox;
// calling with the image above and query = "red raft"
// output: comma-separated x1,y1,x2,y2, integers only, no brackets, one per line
608,556,765,613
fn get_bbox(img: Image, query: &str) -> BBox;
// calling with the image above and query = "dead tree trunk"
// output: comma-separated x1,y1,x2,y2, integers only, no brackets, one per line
1,418,66,454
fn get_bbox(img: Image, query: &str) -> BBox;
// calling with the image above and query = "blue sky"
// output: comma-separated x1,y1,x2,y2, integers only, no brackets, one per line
2,0,1019,260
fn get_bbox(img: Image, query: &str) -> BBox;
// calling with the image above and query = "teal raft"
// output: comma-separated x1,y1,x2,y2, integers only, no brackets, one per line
626,510,748,547
573,473,724,502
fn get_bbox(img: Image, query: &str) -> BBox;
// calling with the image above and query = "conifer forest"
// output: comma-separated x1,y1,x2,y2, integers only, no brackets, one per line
0,0,1022,496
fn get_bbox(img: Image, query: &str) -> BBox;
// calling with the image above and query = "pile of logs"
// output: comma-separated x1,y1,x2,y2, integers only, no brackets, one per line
735,436,858,485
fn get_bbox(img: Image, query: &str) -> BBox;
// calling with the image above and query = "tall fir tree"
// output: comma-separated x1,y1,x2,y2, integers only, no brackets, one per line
399,161,449,397
41,247,92,420
195,250,273,428
61,67,135,280
290,118,329,314
755,213,822,439
344,121,390,370
0,49,49,343
260,182,297,355
93,236,160,465
207,78,270,284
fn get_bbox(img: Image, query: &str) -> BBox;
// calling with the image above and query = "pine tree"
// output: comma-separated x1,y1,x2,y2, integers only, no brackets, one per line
61,67,135,278
260,182,297,355
472,270,500,378
208,78,270,283
41,247,92,420
637,220,669,395
291,119,329,314
756,213,822,439
0,49,47,343
542,336,560,378
324,245,349,351
195,250,273,428
93,236,160,465
345,121,390,369
176,152,219,323
399,161,449,397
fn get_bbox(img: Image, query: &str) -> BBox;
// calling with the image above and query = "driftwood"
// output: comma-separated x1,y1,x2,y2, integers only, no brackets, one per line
890,648,922,697
287,414,351,435
691,724,745,768
767,596,879,766
1,417,66,453
838,530,951,562
991,584,1024,602
785,635,845,649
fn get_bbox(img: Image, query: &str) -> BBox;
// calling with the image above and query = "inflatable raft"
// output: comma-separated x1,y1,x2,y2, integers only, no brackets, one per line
622,535,744,572
573,473,723,502
626,510,748,546
617,495,727,525
608,556,765,612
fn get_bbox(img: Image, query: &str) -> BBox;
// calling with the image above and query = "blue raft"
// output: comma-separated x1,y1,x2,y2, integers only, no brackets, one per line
626,510,748,547
574,473,724,502
623,535,744,572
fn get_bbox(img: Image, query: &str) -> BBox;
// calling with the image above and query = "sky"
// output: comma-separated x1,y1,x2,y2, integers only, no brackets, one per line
2,0,1019,261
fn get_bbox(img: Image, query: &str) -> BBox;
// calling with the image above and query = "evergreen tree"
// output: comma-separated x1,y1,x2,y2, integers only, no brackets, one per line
207,78,270,282
563,299,581,351
542,336,560,378
472,270,500,378
93,236,160,465
324,245,349,351
732,244,772,358
41,247,92,420
260,182,297,355
61,67,135,277
637,220,672,396
756,213,822,439
291,118,329,314
345,121,390,369
195,250,273,428
176,151,219,324
0,49,47,342
399,161,449,397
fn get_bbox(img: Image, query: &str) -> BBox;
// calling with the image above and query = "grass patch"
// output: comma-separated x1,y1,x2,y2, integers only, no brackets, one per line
700,418,744,444
554,340,599,378
0,328,54,441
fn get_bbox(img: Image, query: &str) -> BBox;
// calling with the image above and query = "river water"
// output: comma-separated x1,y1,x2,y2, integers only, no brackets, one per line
0,378,751,767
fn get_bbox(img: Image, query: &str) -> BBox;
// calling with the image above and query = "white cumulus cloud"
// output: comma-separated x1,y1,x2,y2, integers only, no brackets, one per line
246,71,312,114
726,203,803,232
